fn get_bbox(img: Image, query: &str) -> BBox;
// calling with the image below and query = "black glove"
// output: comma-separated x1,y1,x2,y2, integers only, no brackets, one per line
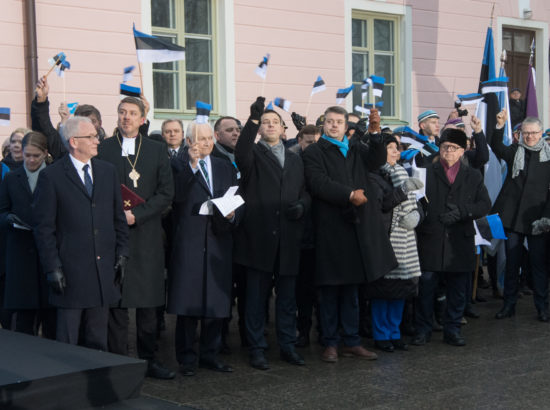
6,213,27,227
114,255,128,287
439,203,461,226
291,112,306,131
285,201,305,221
250,97,266,121
47,269,66,295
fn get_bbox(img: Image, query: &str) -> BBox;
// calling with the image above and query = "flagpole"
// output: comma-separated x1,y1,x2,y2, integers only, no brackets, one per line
137,62,144,93
63,75,66,102
305,94,312,123
260,77,266,98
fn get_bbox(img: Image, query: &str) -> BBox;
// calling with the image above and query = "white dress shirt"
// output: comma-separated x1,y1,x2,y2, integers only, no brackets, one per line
69,154,93,184
190,155,213,194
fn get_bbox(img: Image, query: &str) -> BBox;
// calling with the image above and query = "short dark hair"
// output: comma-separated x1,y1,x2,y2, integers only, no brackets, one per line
74,104,102,124
261,109,283,123
324,106,349,122
214,116,239,132
118,97,145,117
161,119,184,134
296,124,321,140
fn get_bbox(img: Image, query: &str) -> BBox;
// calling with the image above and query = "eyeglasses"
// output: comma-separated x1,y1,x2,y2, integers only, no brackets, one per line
72,134,99,140
440,144,462,152
521,131,542,138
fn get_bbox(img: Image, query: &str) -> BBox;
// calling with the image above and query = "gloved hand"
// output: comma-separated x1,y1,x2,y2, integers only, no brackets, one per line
6,213,26,226
367,108,381,134
47,269,66,295
439,203,461,225
399,210,420,230
114,255,129,287
532,217,550,235
350,189,368,206
285,201,305,220
291,112,306,131
401,177,424,194
250,97,266,121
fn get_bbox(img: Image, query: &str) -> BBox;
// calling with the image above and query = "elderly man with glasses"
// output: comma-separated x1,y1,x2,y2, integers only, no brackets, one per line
492,111,550,322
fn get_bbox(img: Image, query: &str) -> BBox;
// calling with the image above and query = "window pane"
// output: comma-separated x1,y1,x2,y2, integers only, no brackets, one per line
151,0,175,28
374,54,394,83
185,0,211,35
153,72,179,109
513,31,533,53
352,52,369,82
185,38,212,72
502,31,512,52
352,19,367,48
374,19,393,51
380,85,394,117
352,89,365,115
186,74,212,109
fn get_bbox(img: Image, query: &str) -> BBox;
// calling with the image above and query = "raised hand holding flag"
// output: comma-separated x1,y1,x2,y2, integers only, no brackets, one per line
45,52,66,78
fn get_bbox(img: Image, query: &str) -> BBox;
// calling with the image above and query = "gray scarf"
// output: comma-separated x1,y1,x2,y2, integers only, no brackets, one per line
512,137,550,178
24,161,46,193
214,142,235,163
258,139,285,168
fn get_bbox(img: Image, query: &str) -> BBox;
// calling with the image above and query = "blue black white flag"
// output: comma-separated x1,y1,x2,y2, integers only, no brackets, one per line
55,60,71,77
311,76,326,96
370,75,385,98
195,101,212,124
48,52,66,67
0,107,10,126
123,66,135,83
475,214,507,246
254,54,270,79
394,126,439,156
336,85,354,104
354,101,383,115
67,102,78,114
120,83,141,98
361,77,372,100
266,101,274,110
274,97,291,112
133,24,186,63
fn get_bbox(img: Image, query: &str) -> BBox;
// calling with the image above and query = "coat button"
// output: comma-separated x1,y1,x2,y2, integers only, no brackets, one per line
276,211,280,216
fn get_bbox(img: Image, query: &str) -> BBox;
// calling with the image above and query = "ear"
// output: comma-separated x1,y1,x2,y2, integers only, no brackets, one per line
139,117,145,126
68,137,78,150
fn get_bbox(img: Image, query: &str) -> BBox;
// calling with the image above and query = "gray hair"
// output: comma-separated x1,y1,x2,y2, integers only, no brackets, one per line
521,117,542,131
60,116,92,149
186,121,213,144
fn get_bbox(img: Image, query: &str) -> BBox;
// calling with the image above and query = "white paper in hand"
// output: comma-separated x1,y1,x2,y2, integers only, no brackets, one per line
411,161,427,201
199,185,244,217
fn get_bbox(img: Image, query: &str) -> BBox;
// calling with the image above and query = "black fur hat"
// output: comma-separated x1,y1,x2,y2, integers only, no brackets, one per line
440,128,467,149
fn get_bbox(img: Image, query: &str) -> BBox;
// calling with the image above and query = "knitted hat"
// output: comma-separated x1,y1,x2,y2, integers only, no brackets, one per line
418,110,439,123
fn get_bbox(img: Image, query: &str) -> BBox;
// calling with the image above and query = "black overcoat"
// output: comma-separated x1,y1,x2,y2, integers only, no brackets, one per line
303,136,397,286
167,154,239,317
233,119,308,276
0,167,48,309
490,128,550,234
416,161,491,273
97,135,174,308
32,156,129,308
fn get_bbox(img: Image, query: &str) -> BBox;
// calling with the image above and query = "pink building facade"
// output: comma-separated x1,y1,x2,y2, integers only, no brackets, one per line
2,0,549,140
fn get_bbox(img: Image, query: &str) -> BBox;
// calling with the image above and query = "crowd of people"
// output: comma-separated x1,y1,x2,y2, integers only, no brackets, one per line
0,76,549,380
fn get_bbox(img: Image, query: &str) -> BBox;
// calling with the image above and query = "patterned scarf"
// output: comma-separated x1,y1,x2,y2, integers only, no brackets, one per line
512,137,550,178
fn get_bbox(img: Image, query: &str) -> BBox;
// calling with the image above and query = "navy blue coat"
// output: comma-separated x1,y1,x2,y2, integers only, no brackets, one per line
32,155,129,309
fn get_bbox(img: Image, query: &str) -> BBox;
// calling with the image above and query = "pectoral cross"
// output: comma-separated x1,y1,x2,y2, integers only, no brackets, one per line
129,169,140,188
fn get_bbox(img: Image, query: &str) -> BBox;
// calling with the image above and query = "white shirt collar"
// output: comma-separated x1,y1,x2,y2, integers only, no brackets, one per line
121,136,136,156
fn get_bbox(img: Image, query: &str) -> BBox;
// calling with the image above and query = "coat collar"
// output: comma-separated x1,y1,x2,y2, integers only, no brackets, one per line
14,166,32,197
433,160,467,190
62,155,102,199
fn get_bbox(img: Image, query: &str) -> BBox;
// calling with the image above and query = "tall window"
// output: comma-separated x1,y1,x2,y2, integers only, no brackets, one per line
151,0,216,114
352,12,399,118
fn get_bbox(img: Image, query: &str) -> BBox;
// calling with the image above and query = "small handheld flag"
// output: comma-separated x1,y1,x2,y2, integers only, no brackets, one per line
133,24,186,63
336,85,354,104
266,101,274,110
67,102,78,114
123,66,135,83
48,52,66,67
481,77,509,94
475,214,507,246
370,75,385,98
120,83,141,98
195,101,212,124
254,54,270,79
274,97,291,112
361,77,372,100
311,76,326,96
55,60,71,77
394,126,439,156
354,101,383,115
0,108,10,126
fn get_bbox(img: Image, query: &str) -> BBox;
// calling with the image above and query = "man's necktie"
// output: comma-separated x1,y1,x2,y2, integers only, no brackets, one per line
199,159,211,190
82,164,93,197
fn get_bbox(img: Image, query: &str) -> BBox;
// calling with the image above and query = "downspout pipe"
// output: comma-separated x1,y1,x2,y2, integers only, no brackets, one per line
24,0,38,127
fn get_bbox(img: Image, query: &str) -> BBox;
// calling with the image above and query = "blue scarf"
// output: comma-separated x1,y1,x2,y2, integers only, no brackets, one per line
321,134,349,157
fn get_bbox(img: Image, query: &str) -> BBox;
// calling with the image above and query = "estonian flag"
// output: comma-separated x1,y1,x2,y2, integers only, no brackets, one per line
394,126,439,156
336,85,354,104
274,97,291,112
48,52,66,67
361,77,372,100
55,60,71,77
457,93,484,107
354,101,383,115
67,102,78,114
0,107,10,126
311,76,326,96
123,66,135,83
266,101,274,110
474,214,507,246
481,77,509,94
370,75,385,98
255,54,270,79
196,101,212,124
133,24,186,63
120,83,141,98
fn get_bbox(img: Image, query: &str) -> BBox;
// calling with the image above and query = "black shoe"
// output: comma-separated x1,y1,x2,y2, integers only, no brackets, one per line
538,311,549,322
295,333,310,348
280,349,305,365
495,305,515,319
374,340,394,352
250,351,269,370
147,361,176,380
391,339,409,351
410,333,431,346
199,359,234,373
464,307,480,319
179,364,196,377
443,332,466,346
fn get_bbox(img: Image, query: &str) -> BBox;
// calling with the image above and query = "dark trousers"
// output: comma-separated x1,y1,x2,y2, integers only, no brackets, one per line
245,267,297,353
175,316,222,366
108,307,158,361
57,306,109,350
415,271,469,336
222,263,247,343
0,275,13,330
295,248,316,335
15,308,56,339
371,299,405,341
317,285,361,347
503,231,549,312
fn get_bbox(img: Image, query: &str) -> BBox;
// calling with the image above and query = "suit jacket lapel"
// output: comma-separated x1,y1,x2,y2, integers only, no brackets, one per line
15,168,32,198
63,156,91,198
433,162,451,187
258,143,283,171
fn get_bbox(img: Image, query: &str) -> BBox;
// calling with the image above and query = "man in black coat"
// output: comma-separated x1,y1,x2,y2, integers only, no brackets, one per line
162,119,185,158
412,128,491,347
97,97,174,379
234,97,308,370
32,117,129,351
491,112,550,321
303,106,396,363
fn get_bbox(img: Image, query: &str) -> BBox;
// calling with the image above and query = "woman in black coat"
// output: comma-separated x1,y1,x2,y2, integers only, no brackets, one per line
0,132,56,337
413,128,491,347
